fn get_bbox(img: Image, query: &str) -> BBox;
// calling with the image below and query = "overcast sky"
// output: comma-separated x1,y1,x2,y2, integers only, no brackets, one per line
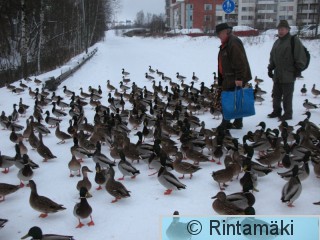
115,0,165,22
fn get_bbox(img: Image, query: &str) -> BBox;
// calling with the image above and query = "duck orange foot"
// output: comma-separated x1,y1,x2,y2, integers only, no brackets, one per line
118,177,125,181
76,222,85,228
39,213,48,218
96,186,102,190
69,174,74,177
287,203,295,207
178,175,185,179
164,189,173,195
20,182,25,188
87,220,95,226
111,197,121,203
2,168,9,174
210,159,216,163
216,161,222,165
131,175,136,179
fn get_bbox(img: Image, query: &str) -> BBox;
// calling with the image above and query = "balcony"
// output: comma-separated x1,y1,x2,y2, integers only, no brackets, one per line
257,10,276,13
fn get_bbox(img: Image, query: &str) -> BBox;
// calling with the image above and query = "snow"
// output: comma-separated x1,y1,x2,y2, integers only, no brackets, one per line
166,28,204,34
232,26,257,31
1,30,320,240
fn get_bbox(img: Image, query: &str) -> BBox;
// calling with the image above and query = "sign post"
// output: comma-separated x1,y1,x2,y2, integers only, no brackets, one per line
222,0,235,14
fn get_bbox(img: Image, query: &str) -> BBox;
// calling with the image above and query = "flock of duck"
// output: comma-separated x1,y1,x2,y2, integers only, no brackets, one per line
1,66,320,239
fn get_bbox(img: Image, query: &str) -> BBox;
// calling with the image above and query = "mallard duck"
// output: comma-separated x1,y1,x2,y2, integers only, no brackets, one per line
21,226,74,240
117,150,140,180
226,191,255,210
70,137,93,162
105,166,131,203
241,146,272,177
10,128,23,143
68,154,81,177
12,87,25,94
44,110,62,128
56,96,70,110
211,191,248,215
11,103,19,122
212,164,234,190
106,80,116,92
181,143,210,165
18,102,27,117
311,84,320,97
173,151,201,179
94,162,107,190
300,83,307,96
0,151,16,173
255,139,283,168
158,153,186,195
0,182,20,202
145,73,155,80
240,148,259,192
51,102,67,118
28,125,40,150
76,166,93,193
78,117,94,134
31,116,50,136
176,72,186,81
73,187,94,228
93,141,115,168
161,73,171,81
36,132,57,162
0,111,9,129
28,180,66,218
6,116,24,132
281,165,302,207
122,68,130,76
277,151,310,181
303,99,318,110
17,154,34,187
18,139,28,155
0,218,8,228
34,78,42,85
77,130,96,153
22,119,32,139
14,144,39,170
165,211,192,240
55,122,72,144
62,85,74,97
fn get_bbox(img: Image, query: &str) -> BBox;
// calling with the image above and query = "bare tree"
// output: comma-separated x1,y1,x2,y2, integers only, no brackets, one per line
135,10,145,27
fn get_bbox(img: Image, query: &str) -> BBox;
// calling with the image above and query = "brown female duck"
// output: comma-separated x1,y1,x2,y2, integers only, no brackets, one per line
28,180,66,218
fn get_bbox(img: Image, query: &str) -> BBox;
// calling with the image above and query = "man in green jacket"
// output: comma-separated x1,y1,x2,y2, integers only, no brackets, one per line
267,20,307,121
216,23,252,129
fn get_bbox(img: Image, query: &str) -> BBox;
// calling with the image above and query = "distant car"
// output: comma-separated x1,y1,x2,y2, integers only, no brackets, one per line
232,26,259,36
300,24,320,37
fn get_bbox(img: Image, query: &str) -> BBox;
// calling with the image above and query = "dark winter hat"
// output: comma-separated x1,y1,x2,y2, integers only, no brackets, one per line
277,20,290,29
215,23,233,34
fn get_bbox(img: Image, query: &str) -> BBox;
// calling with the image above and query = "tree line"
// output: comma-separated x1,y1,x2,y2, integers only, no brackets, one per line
0,0,115,84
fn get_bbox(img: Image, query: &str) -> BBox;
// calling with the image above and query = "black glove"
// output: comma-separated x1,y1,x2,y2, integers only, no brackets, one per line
295,69,302,78
268,69,274,78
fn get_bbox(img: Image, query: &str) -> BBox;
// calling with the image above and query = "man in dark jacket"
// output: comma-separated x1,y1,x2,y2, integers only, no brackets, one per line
267,20,307,121
216,23,252,129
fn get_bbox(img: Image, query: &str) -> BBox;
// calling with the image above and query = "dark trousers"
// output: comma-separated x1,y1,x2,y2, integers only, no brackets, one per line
272,82,295,117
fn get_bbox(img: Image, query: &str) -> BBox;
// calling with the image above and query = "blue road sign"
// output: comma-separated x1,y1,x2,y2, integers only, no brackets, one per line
222,0,235,14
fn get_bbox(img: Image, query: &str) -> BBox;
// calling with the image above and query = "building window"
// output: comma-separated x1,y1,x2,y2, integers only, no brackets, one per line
204,15,212,22
187,4,193,10
204,4,212,11
190,15,193,21
216,5,222,11
216,16,223,21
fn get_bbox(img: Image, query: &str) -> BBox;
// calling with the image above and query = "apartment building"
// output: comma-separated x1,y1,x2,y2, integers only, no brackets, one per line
168,0,221,32
167,0,319,30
